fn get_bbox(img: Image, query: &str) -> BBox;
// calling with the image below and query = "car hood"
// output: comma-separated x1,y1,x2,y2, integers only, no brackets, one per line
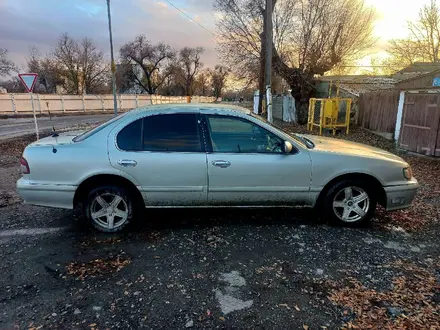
30,130,85,146
301,134,405,163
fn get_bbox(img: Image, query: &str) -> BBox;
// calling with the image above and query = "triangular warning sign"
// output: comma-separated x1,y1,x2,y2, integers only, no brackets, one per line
18,73,38,93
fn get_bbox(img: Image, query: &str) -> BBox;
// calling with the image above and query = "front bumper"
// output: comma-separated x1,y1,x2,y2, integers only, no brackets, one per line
17,178,76,209
384,182,419,211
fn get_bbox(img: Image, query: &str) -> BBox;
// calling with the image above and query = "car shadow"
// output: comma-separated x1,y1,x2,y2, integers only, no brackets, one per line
71,206,379,243
133,207,321,232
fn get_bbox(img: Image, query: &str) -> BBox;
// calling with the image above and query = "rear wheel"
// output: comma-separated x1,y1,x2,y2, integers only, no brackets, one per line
85,185,134,232
323,180,377,226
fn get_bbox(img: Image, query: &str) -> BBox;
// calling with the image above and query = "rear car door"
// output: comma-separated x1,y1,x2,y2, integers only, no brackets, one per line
108,112,208,206
203,114,312,206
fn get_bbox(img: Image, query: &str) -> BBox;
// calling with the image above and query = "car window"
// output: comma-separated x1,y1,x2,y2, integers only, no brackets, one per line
143,114,202,152
73,112,128,142
117,119,142,151
207,115,283,153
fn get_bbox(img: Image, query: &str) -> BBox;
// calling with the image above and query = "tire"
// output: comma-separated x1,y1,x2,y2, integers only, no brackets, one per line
322,179,377,226
84,185,135,233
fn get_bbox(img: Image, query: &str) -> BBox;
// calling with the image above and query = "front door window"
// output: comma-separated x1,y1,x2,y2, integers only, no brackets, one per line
206,115,283,153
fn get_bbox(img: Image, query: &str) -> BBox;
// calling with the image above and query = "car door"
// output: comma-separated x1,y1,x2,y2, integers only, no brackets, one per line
203,114,312,206
108,112,208,206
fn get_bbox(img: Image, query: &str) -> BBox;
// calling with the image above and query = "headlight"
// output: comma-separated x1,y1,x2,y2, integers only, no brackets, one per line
403,167,413,180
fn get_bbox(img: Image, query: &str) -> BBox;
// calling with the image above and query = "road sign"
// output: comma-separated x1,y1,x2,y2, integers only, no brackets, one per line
18,73,38,93
18,73,39,140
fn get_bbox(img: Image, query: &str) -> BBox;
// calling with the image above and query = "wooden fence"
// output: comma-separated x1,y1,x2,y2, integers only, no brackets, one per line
358,90,401,135
0,93,216,115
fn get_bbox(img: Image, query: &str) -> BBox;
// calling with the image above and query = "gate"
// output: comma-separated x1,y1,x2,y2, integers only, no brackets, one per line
399,93,440,156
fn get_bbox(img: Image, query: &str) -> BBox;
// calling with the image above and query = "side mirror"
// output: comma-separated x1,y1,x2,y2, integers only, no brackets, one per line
283,141,293,154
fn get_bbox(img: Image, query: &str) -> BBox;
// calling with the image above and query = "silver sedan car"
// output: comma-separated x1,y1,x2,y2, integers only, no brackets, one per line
17,104,419,232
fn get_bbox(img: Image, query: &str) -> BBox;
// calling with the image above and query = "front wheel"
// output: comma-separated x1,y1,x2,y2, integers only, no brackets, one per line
323,180,377,226
85,185,134,233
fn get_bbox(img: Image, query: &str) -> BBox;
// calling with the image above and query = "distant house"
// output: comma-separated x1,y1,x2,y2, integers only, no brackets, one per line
315,75,396,98
394,69,440,90
392,62,440,81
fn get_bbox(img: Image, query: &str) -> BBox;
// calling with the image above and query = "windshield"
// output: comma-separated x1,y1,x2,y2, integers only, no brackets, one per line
250,113,314,148
73,113,128,142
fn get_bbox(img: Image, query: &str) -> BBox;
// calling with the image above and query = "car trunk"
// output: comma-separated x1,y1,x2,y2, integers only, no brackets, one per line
29,130,84,147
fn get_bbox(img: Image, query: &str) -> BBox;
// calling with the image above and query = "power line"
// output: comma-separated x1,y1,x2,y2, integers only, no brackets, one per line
162,0,217,37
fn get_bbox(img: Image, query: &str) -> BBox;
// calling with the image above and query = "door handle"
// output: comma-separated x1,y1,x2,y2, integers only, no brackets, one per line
117,159,137,167
212,160,231,168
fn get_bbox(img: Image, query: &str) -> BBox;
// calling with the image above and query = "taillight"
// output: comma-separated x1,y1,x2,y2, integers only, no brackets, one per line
20,157,30,174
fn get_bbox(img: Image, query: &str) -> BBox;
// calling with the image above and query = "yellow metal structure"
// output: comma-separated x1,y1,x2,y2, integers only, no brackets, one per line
307,98,352,135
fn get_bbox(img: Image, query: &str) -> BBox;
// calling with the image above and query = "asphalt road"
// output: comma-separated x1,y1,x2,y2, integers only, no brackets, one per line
0,114,114,140
0,201,439,329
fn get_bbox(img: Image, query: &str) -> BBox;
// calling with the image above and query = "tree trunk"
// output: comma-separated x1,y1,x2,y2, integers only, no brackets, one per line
272,45,315,124
258,11,267,115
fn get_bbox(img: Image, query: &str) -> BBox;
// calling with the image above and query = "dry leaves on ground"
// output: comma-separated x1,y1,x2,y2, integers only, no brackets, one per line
66,255,131,280
328,260,440,329
377,156,440,231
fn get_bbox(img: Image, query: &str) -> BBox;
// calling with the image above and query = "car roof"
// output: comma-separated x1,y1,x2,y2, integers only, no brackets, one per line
129,103,252,116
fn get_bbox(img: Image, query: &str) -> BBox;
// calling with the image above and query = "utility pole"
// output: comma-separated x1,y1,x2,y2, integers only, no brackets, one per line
265,0,273,123
107,0,118,116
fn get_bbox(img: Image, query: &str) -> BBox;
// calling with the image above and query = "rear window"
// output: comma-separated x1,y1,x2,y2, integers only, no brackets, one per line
73,113,128,142
143,114,201,152
117,119,142,151
116,113,202,152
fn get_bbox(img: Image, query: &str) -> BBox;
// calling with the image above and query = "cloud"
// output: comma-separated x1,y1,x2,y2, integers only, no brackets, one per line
0,0,217,70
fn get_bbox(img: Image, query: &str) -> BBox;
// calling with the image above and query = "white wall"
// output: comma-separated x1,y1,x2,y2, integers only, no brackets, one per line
0,94,215,115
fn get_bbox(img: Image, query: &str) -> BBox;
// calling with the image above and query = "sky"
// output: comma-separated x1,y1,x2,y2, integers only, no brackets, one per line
0,0,217,71
0,0,435,73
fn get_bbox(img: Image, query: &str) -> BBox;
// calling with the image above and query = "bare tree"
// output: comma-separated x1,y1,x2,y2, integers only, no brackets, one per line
80,38,109,94
54,33,81,94
0,78,24,93
215,0,375,122
27,46,63,93
157,65,186,96
385,0,440,69
408,0,440,62
120,35,176,94
387,39,428,67
194,69,211,96
210,65,230,99
0,48,16,77
53,33,108,94
178,47,205,96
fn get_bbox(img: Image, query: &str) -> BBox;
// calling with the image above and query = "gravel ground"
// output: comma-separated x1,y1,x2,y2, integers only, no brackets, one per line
0,127,439,329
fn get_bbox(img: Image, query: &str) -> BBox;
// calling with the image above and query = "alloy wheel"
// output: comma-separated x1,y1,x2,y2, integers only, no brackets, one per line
90,193,129,230
332,186,370,223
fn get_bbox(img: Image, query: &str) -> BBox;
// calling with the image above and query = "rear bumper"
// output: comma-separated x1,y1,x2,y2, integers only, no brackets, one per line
384,182,419,211
16,178,76,209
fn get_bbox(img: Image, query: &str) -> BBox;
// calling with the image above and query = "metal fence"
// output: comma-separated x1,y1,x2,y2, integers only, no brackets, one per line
0,94,216,115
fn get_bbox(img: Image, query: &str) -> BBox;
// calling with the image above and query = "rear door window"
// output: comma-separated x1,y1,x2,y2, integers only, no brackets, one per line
142,114,202,152
117,119,143,151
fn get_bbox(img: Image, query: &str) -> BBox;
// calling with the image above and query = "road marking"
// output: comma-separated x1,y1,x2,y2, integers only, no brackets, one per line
0,227,66,237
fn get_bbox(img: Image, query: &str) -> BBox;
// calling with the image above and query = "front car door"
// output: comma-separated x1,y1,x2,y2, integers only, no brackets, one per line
108,112,208,206
202,114,312,206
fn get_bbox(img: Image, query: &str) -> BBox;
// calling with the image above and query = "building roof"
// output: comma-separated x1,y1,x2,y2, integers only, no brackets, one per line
317,76,397,96
396,62,440,74
395,68,440,86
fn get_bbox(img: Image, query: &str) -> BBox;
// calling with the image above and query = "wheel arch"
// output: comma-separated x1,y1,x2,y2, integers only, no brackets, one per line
73,174,144,208
316,173,387,208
